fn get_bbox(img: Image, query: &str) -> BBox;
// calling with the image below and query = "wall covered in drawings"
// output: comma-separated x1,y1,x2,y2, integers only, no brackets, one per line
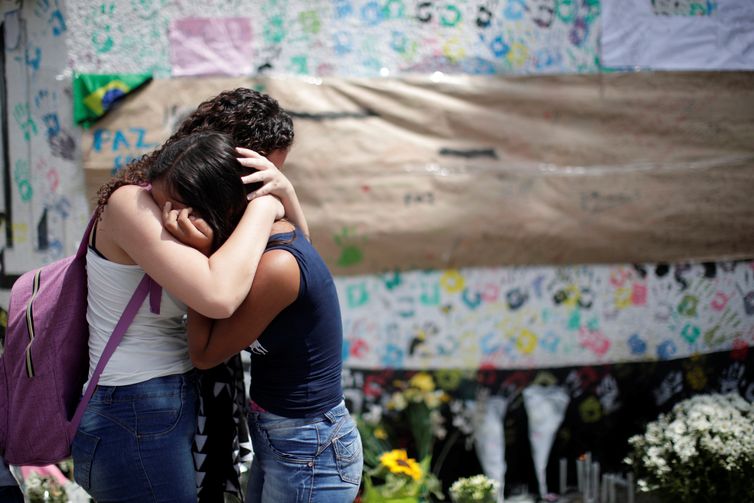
65,0,602,78
1,2,90,286
2,0,751,366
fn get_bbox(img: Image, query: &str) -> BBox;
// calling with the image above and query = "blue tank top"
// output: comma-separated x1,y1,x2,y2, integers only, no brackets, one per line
248,229,344,417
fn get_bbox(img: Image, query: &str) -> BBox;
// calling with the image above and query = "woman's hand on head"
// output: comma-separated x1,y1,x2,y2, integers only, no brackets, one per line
236,147,294,201
235,146,310,240
162,202,214,256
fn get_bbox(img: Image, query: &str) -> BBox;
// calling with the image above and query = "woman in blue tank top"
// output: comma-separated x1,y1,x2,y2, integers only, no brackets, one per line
157,131,363,503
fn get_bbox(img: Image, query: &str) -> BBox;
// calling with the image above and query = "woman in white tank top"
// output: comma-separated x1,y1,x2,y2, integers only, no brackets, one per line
71,89,309,503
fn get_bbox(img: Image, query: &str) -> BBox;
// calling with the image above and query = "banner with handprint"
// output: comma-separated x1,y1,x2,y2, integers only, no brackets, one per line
337,261,754,368
67,1,601,78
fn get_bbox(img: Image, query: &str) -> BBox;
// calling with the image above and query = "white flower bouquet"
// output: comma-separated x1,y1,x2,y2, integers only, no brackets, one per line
625,393,754,502
449,474,499,503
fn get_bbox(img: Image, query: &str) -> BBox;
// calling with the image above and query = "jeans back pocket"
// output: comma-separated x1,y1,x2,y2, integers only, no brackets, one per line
257,420,319,463
134,392,184,437
71,429,100,491
333,419,363,485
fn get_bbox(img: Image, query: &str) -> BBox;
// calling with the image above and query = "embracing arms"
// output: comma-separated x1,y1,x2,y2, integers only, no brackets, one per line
103,185,282,319
187,248,300,369
100,147,308,319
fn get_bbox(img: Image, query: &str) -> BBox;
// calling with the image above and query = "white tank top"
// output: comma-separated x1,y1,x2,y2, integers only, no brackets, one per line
84,248,194,387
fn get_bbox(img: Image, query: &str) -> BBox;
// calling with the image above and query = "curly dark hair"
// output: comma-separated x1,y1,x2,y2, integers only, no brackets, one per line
94,87,294,217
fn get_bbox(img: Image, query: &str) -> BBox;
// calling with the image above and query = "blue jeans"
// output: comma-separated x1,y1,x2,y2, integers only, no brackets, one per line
246,401,363,503
71,371,198,503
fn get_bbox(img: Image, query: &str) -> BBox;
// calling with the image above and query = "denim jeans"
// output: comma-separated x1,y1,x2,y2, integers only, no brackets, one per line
71,371,198,503
246,401,363,503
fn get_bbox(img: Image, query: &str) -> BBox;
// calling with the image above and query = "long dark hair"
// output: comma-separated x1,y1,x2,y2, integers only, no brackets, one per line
149,132,248,251
95,87,294,218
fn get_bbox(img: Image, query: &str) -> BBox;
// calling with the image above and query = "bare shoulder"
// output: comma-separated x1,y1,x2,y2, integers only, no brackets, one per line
106,184,150,209
257,249,300,297
103,185,159,226
260,249,299,279
99,184,162,247
94,185,159,263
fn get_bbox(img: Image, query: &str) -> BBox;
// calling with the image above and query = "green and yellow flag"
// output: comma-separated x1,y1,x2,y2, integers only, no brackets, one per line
73,73,152,128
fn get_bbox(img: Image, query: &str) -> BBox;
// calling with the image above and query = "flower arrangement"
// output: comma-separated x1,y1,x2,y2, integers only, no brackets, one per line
358,372,451,501
449,474,499,503
361,449,443,502
625,392,754,502
24,472,68,503
386,372,449,461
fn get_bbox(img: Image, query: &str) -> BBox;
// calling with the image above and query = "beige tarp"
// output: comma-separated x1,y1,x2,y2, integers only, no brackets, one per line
81,73,754,275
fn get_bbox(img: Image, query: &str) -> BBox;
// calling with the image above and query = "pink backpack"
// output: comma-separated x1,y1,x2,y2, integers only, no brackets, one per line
0,214,160,465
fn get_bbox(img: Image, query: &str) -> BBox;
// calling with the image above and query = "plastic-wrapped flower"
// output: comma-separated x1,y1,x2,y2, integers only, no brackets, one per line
380,449,423,481
24,473,68,503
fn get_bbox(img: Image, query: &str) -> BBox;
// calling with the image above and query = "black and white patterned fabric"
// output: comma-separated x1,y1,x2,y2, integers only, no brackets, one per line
193,354,253,502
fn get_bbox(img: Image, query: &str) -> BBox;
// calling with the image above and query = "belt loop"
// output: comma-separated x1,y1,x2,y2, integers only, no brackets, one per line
324,409,336,424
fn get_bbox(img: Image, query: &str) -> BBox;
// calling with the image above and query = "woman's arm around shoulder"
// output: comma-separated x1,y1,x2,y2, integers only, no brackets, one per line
188,248,300,369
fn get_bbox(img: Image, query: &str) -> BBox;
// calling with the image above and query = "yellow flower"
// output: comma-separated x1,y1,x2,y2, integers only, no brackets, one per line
409,372,435,392
380,449,423,481
424,391,441,408
387,392,407,411
374,427,388,440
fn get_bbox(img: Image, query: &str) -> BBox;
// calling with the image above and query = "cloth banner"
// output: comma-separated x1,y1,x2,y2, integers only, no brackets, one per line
602,0,754,70
79,73,754,274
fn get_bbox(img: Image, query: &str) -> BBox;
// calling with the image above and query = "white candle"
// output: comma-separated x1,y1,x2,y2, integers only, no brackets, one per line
593,462,600,502
628,472,635,503
559,458,567,495
585,452,593,499
584,460,592,501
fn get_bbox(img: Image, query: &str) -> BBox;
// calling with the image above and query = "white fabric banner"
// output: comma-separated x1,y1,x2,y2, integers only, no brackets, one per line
602,0,754,70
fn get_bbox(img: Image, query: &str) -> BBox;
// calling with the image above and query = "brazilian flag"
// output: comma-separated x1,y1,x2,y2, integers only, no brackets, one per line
73,73,152,128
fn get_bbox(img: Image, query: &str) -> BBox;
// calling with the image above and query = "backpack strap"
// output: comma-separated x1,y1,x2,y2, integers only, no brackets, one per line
68,274,156,437
149,277,162,315
77,213,98,259
77,211,162,314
